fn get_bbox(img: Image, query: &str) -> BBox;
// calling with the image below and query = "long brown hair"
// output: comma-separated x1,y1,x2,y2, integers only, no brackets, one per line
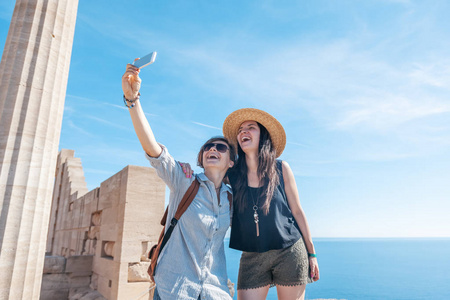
233,122,279,215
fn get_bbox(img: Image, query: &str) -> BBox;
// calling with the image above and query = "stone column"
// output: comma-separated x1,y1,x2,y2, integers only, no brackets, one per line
0,0,79,299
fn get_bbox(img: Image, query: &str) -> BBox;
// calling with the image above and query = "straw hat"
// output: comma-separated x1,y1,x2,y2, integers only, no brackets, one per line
223,108,286,157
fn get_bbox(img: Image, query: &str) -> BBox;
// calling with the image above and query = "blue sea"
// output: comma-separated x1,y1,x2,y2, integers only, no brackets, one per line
224,238,450,300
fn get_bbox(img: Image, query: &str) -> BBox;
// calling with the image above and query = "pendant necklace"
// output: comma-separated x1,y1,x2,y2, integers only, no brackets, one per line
250,188,260,237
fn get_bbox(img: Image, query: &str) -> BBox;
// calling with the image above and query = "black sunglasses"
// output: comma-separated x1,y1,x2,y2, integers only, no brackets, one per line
203,142,229,153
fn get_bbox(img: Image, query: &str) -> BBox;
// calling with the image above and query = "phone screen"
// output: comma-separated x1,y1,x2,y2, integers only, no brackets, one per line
133,52,157,68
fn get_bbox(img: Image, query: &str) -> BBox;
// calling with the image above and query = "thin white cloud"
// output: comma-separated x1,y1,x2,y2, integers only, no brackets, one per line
287,141,310,148
191,121,221,130
408,61,450,88
87,102,158,117
106,103,128,111
85,115,131,131
66,94,95,102
144,112,158,118
67,120,93,137
335,95,450,130
64,105,76,114
101,102,159,117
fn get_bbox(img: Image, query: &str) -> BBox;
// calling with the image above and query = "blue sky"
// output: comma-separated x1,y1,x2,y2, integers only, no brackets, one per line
1,1,449,238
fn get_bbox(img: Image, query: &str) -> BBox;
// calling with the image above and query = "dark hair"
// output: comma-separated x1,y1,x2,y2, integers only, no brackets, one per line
197,136,236,169
233,122,279,215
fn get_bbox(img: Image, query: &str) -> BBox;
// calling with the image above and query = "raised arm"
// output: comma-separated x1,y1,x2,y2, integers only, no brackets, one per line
282,161,320,281
122,63,162,157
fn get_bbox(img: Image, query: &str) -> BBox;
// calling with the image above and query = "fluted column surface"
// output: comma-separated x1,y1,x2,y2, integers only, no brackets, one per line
0,0,79,299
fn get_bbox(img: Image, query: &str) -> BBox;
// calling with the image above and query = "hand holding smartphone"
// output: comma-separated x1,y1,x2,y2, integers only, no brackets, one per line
132,52,157,69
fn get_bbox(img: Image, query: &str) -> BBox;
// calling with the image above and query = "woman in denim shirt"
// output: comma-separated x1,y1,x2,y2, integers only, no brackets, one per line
122,63,235,300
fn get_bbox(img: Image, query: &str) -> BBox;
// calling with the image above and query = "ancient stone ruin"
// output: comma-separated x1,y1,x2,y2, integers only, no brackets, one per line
41,149,165,299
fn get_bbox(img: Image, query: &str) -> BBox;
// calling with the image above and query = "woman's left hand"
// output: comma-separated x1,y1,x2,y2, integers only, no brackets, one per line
178,162,193,178
309,257,320,281
122,61,141,100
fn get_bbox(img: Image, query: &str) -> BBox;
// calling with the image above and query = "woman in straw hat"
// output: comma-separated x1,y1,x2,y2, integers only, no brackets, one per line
181,108,319,300
223,108,319,300
122,62,236,300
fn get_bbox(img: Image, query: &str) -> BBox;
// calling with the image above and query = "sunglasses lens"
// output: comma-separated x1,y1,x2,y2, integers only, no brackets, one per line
216,144,228,153
203,143,229,153
203,143,214,151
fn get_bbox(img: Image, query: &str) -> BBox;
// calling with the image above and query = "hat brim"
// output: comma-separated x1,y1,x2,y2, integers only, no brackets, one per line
222,108,286,158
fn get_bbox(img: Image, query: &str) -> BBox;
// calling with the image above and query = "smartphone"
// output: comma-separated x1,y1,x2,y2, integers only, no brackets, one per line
132,52,157,68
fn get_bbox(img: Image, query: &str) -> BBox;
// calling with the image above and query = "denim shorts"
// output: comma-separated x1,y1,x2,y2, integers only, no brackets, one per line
237,238,313,289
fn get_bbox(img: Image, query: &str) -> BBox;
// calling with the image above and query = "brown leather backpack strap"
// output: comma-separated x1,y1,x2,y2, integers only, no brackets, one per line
157,177,199,256
173,177,200,220
160,207,168,226
159,178,198,226
148,177,200,280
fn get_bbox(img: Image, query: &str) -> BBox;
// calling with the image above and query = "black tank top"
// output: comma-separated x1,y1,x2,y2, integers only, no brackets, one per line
229,160,302,252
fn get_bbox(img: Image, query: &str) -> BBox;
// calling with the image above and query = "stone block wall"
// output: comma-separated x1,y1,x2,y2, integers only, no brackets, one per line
41,256,70,300
41,255,99,300
42,150,165,299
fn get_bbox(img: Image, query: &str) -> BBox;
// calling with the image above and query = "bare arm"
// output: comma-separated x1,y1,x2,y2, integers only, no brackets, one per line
282,160,320,281
121,63,162,157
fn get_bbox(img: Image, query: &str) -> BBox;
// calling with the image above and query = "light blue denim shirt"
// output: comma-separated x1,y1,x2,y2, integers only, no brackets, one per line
146,145,233,300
